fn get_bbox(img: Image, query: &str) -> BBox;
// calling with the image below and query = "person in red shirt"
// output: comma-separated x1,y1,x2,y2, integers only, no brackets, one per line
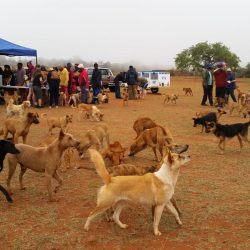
213,62,228,107
78,64,89,103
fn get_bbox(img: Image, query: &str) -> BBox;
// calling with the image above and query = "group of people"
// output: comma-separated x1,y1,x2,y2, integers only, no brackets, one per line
201,62,237,107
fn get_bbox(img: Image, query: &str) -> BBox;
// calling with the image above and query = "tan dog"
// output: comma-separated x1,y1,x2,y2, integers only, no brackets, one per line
129,125,175,161
59,92,67,106
41,113,73,134
163,94,179,104
1,91,19,106
122,90,128,106
183,88,193,96
6,131,80,201
101,141,126,166
78,104,104,122
133,117,158,138
68,93,80,108
6,99,31,117
97,92,109,104
84,149,190,236
2,112,39,144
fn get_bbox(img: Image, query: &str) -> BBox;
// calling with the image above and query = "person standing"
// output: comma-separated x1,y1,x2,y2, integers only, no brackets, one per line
59,65,69,104
225,68,237,103
91,63,102,104
32,68,43,108
47,67,60,108
114,72,126,99
78,64,89,103
126,65,138,100
16,62,27,102
213,63,228,107
66,63,74,96
201,65,213,106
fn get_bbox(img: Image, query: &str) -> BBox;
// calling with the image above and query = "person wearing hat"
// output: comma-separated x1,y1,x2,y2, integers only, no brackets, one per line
78,64,89,103
201,64,214,106
225,68,237,103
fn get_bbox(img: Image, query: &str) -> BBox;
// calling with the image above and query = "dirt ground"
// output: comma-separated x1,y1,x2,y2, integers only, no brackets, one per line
0,76,249,250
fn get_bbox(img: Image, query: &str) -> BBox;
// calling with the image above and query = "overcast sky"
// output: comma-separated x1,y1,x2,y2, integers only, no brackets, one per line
1,0,250,67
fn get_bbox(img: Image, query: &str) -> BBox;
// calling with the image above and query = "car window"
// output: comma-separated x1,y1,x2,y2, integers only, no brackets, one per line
151,72,158,80
100,69,109,76
87,69,93,75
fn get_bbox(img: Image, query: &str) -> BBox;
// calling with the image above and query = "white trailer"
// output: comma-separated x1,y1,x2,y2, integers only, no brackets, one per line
137,70,170,93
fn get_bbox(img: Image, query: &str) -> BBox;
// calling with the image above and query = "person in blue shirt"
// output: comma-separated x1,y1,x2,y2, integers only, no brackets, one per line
225,68,237,103
201,65,213,106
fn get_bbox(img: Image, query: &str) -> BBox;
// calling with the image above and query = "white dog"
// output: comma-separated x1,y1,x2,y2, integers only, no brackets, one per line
6,99,31,117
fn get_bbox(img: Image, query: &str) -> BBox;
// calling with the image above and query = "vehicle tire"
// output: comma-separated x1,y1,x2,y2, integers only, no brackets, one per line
151,88,159,94
109,86,115,92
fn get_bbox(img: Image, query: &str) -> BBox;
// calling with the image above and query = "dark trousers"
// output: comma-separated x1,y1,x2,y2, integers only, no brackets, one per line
81,86,89,104
92,87,101,104
201,85,213,105
225,88,237,103
115,82,121,98
49,82,59,106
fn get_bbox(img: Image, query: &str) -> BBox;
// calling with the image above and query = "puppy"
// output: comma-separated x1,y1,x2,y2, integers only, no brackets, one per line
0,140,20,203
122,90,128,106
41,113,73,134
3,112,39,144
6,131,80,201
163,94,179,104
205,121,250,153
183,88,193,96
133,117,158,138
6,99,31,117
193,109,226,133
84,149,190,236
68,93,80,108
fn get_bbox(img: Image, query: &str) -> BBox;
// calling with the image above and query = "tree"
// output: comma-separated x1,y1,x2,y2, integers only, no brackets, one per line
175,42,240,72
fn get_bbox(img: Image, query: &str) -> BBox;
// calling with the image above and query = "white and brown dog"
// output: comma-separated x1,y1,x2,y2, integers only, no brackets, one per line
6,99,31,117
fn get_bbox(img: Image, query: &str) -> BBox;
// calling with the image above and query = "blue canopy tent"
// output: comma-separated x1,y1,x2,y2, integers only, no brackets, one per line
0,38,37,63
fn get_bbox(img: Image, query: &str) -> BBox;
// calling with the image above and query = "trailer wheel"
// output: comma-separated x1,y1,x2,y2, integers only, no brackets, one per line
151,88,159,94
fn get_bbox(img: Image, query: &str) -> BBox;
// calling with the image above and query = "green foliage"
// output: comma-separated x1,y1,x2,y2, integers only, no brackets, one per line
175,42,240,71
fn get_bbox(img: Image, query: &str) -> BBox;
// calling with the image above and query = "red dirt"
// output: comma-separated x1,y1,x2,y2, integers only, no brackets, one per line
0,76,249,250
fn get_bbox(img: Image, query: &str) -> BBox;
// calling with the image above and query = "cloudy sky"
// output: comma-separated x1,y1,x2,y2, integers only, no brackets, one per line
1,0,249,67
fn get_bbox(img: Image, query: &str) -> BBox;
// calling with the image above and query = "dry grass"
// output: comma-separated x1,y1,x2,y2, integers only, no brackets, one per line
0,76,249,250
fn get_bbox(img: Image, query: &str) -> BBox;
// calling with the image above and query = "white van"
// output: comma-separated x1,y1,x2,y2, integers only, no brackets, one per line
137,70,170,93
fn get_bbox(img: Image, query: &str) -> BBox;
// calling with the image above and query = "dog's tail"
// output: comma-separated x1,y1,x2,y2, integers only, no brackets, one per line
41,113,48,119
89,149,111,184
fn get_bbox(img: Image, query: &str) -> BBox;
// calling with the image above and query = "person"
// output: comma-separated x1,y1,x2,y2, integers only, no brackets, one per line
225,68,237,103
213,62,228,108
32,67,43,108
78,64,89,103
114,72,126,99
2,65,13,85
201,65,213,106
47,67,60,108
27,61,35,80
66,63,74,96
16,62,27,102
91,63,102,104
58,65,69,104
126,65,138,100
27,64,40,105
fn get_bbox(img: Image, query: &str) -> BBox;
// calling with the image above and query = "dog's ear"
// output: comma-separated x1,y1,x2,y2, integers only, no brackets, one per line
59,130,65,139
27,112,33,118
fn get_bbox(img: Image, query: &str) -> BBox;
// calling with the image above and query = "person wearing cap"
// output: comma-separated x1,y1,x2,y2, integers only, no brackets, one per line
91,63,102,104
78,64,89,103
58,65,69,105
201,64,213,106
213,62,228,107
225,68,237,103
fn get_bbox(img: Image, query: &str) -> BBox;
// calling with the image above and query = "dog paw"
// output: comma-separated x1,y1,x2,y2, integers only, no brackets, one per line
84,225,89,231
154,230,162,236
176,219,183,226
120,223,128,229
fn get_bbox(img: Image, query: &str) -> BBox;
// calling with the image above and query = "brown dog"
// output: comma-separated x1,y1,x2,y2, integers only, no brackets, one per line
133,117,158,138
41,113,73,134
183,88,193,96
78,104,104,122
6,131,80,201
163,94,179,104
122,90,129,106
2,112,39,143
84,149,190,236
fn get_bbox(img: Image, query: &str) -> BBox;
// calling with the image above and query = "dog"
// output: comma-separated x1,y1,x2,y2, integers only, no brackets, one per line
205,121,250,153
84,149,190,236
6,99,31,117
236,87,246,104
0,140,20,203
6,130,80,201
122,90,128,106
101,141,127,166
129,125,186,161
59,92,67,106
78,104,104,122
97,92,109,104
1,91,19,106
133,117,158,138
2,112,39,144
163,94,179,104
229,102,250,118
68,93,80,108
193,109,227,133
183,88,193,96
41,113,73,134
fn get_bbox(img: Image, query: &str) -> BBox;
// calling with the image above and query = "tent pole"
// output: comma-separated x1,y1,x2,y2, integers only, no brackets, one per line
36,56,38,65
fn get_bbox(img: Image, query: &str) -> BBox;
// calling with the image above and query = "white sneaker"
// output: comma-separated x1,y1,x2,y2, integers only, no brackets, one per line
49,106,52,109
56,106,58,109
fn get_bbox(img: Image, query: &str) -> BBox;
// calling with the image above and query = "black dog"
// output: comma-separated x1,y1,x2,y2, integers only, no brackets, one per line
205,121,250,152
0,140,20,202
193,112,218,133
